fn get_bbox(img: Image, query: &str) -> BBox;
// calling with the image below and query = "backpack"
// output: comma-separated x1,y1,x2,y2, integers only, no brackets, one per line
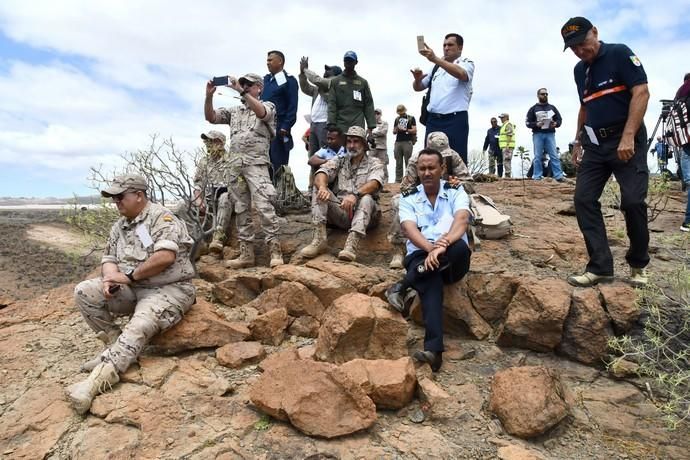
469,193,512,239
669,97,690,147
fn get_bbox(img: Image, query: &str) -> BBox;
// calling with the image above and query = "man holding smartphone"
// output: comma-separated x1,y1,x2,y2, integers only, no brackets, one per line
412,33,475,166
205,73,285,269
66,174,196,414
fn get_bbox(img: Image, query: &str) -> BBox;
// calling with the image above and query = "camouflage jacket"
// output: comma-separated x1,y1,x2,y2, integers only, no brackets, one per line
213,100,276,166
194,150,231,188
401,147,472,191
317,153,385,201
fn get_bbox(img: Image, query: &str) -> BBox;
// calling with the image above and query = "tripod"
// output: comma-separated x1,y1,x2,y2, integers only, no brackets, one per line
646,99,677,176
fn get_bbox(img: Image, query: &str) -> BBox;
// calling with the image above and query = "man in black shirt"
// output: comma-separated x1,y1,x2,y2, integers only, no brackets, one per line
525,88,566,181
482,117,502,176
562,16,650,288
393,104,417,182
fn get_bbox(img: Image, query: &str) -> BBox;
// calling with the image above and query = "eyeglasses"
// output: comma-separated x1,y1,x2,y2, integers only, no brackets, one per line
111,190,137,202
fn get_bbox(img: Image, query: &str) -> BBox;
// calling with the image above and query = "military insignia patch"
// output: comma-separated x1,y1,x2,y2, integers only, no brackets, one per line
629,55,641,66
163,214,174,222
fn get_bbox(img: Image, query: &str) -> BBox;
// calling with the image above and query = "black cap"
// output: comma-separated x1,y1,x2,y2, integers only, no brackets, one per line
561,16,593,51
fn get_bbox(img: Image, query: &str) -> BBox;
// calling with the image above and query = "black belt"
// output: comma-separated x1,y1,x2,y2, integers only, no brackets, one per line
593,123,626,140
428,111,465,120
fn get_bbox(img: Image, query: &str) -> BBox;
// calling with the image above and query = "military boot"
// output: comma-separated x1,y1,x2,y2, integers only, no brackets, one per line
389,243,406,269
81,328,121,372
208,229,226,255
224,242,255,269
269,240,284,268
65,361,120,414
299,224,328,259
338,232,361,262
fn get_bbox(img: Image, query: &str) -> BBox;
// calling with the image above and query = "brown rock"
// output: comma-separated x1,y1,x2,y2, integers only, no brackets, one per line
297,344,316,360
315,293,408,363
489,366,569,438
245,281,324,319
150,299,250,353
497,279,572,352
558,288,613,364
443,279,493,340
249,359,377,438
416,378,463,420
249,308,289,346
599,284,640,333
608,358,640,378
305,258,395,292
288,315,321,338
497,444,546,460
265,264,354,307
258,347,300,372
466,272,518,323
212,273,262,307
217,341,266,368
196,261,228,283
340,357,416,409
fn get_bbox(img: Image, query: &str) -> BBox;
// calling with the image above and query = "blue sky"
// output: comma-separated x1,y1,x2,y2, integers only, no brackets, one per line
1,0,689,198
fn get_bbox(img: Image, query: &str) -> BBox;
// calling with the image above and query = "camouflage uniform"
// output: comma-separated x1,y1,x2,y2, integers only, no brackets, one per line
212,100,281,243
313,153,385,235
370,116,389,183
389,132,472,244
74,201,196,373
194,148,234,236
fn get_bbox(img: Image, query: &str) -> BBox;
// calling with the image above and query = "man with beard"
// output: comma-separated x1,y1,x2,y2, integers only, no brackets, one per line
525,88,567,181
299,126,385,262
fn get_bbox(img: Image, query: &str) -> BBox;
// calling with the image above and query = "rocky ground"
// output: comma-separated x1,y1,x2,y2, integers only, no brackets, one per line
0,179,688,460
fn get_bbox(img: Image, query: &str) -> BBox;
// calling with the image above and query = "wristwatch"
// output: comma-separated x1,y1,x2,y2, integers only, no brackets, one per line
352,191,360,199
125,268,136,283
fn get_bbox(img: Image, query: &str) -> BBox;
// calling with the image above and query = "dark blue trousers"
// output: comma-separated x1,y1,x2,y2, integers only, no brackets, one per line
403,240,471,352
425,111,469,165
269,135,293,174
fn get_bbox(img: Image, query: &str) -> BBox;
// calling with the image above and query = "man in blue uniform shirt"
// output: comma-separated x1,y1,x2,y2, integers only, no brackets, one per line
562,17,650,288
386,149,472,372
263,50,299,176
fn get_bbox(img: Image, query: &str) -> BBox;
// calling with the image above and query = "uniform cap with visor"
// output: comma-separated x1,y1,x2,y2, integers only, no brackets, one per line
101,174,148,197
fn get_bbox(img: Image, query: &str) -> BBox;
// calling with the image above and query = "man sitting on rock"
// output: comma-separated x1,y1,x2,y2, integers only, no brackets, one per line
66,174,196,414
299,125,385,262
388,131,472,268
386,149,472,372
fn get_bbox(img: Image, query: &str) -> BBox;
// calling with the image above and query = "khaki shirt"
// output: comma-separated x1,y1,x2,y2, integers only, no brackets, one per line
317,153,385,200
102,202,195,287
194,150,231,188
214,100,276,166
403,148,472,188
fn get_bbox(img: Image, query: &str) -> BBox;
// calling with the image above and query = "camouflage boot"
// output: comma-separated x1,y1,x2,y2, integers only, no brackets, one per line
208,229,226,255
81,328,121,373
269,240,284,268
389,243,406,269
338,232,361,262
224,242,255,269
65,361,119,415
299,224,328,259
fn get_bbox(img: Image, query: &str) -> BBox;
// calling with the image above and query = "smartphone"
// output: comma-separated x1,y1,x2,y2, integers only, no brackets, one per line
417,35,426,52
212,76,229,86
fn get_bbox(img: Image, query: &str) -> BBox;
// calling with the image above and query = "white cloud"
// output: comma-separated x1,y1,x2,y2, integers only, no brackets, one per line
0,0,688,196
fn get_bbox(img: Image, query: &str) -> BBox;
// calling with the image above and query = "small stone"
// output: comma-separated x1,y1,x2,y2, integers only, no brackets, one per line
408,407,425,423
166,438,174,445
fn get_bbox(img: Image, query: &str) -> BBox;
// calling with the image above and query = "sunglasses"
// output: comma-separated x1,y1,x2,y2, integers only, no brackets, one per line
111,190,137,202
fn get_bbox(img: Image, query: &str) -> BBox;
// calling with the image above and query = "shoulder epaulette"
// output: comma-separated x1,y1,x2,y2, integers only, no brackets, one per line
444,182,461,190
401,188,420,197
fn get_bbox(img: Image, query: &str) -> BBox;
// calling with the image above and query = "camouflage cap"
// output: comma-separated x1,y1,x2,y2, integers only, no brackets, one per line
346,126,367,140
238,73,263,86
427,131,449,150
201,130,226,143
101,174,148,197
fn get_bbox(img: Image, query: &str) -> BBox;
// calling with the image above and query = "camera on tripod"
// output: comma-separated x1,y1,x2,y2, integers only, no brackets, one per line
660,99,674,119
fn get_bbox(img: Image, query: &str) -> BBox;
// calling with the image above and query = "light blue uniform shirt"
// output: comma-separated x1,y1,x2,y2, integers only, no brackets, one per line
399,180,471,256
315,145,346,161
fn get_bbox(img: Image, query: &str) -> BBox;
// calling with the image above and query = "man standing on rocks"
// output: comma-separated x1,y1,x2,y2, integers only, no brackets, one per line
392,104,417,182
525,88,568,182
498,113,516,178
482,117,502,176
386,149,472,372
205,73,285,268
369,108,389,183
299,57,342,155
327,51,376,134
387,131,471,269
66,174,196,414
299,126,385,262
562,17,650,287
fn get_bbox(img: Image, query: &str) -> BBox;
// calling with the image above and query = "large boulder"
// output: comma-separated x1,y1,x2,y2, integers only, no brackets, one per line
558,288,614,364
489,366,569,438
216,341,266,369
249,359,377,438
598,284,639,334
497,279,572,352
150,299,250,353
212,272,264,307
315,293,408,363
305,258,396,293
339,357,416,409
249,307,289,346
466,272,518,323
264,264,354,307
443,279,492,340
244,281,324,319
288,315,321,338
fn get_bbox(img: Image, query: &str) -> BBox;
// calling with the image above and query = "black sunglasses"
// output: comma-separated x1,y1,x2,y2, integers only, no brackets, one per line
111,190,138,201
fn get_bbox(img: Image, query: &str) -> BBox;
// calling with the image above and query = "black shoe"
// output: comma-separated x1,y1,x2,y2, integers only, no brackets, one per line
413,350,443,372
386,282,408,316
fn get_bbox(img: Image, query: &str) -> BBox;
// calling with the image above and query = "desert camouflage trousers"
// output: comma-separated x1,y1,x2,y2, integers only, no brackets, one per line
369,148,389,183
173,190,233,238
311,189,380,235
74,278,195,373
387,193,405,244
502,148,514,178
227,163,280,243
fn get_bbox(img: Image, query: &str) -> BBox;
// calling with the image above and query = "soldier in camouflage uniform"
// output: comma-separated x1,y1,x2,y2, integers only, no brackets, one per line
66,174,196,415
194,130,234,254
388,131,472,268
204,73,284,268
299,125,385,262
